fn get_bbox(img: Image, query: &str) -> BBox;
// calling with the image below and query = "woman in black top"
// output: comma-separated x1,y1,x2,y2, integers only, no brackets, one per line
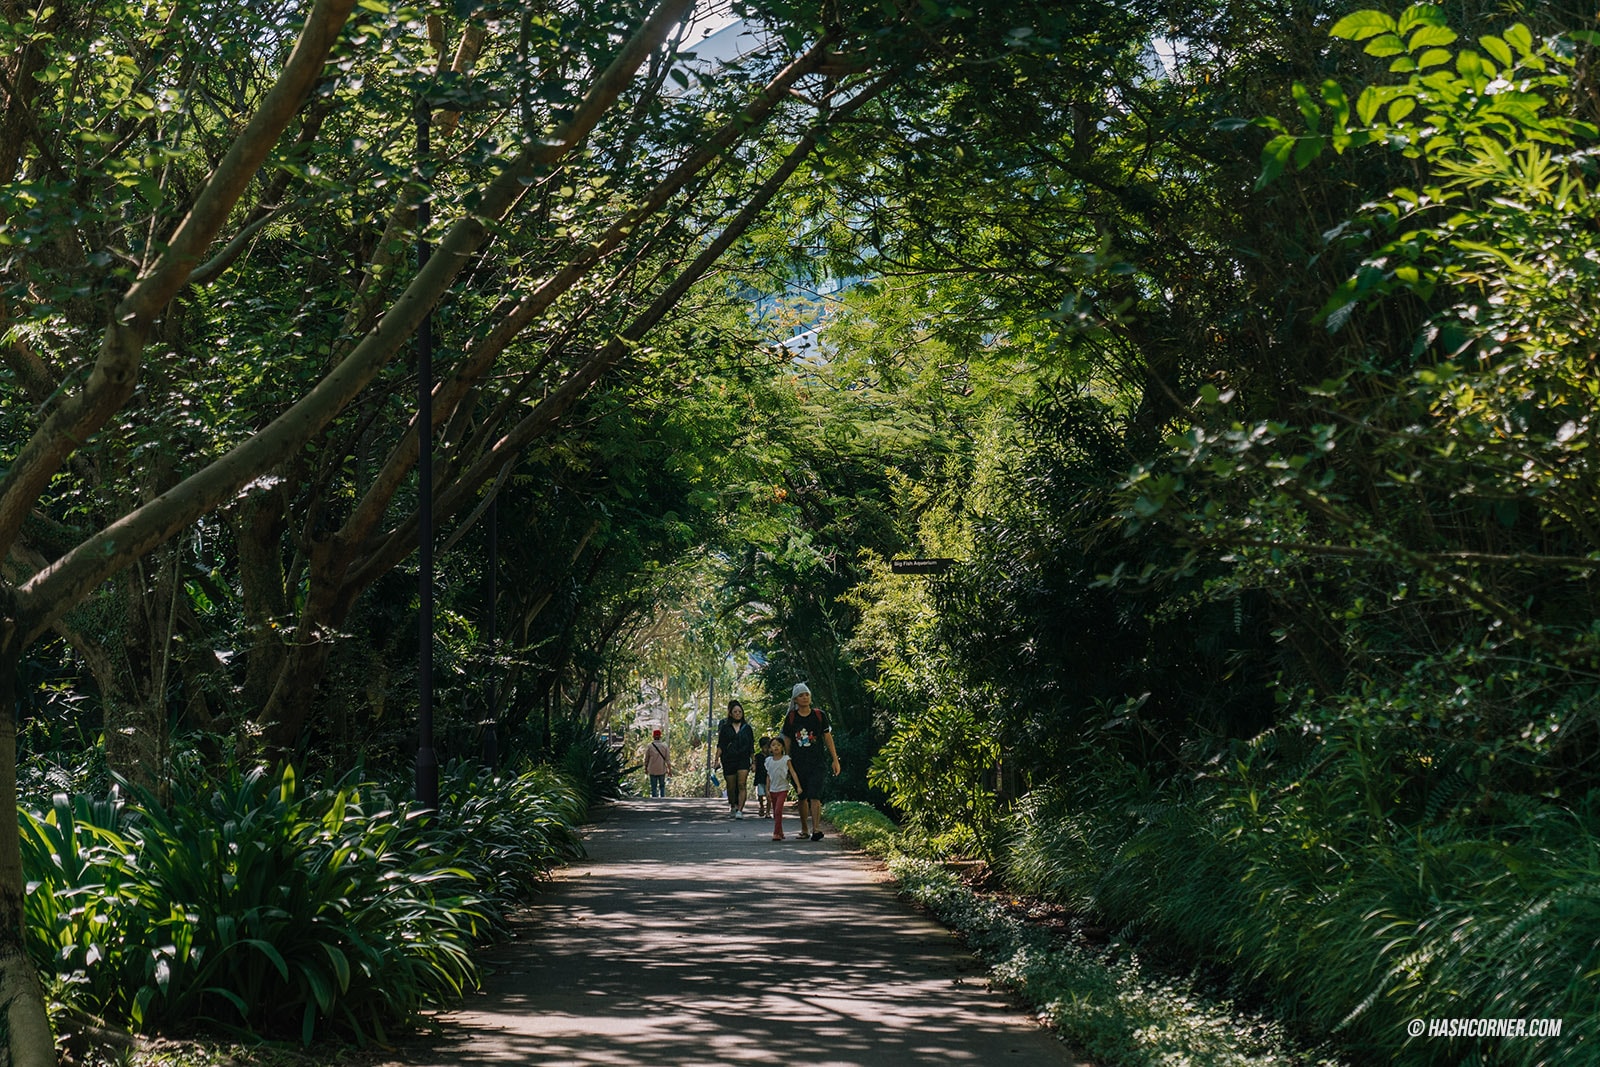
716,700,756,818
782,682,840,840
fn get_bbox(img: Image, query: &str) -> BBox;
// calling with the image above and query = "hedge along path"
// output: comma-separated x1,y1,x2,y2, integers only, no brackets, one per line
380,799,1090,1067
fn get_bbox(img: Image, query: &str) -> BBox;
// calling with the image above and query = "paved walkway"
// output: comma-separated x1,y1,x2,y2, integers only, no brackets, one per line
379,798,1087,1066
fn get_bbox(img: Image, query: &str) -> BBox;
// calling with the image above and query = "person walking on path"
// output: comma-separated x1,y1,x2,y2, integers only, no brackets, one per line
716,699,756,818
643,729,672,798
753,735,771,817
763,736,797,840
782,682,840,841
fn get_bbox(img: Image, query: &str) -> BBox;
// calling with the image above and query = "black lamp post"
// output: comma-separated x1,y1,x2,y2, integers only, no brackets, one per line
482,494,499,770
415,93,438,808
705,675,715,797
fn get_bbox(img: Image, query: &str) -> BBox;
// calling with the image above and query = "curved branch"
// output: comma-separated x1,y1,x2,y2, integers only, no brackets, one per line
346,111,844,591
340,40,848,553
0,0,361,560
13,0,697,645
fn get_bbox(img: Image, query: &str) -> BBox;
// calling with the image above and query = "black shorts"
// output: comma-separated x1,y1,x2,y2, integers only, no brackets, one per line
721,761,749,782
791,760,828,801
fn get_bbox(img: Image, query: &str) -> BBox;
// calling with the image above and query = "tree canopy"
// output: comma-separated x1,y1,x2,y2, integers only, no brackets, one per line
5,0,1600,1062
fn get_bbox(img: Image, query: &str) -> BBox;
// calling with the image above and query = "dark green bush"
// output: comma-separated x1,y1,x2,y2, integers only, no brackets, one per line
419,759,585,925
21,758,585,1045
891,856,1337,1067
554,724,633,805
821,800,900,855
1002,735,1600,1065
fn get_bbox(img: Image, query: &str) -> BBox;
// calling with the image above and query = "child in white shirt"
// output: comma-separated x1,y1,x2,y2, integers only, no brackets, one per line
763,737,800,841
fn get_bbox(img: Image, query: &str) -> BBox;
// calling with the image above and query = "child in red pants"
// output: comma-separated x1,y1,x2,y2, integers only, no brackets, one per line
763,737,799,840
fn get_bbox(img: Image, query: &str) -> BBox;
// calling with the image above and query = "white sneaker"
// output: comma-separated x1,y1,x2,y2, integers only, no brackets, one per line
735,810,745,819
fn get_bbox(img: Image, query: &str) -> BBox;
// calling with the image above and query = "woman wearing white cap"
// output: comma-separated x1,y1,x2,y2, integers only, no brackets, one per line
781,682,840,840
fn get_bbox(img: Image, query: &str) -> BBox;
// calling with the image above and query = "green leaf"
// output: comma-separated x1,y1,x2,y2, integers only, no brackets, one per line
1478,138,1513,171
1257,134,1294,189
1504,24,1535,58
1408,24,1458,50
1320,80,1351,126
243,938,290,981
1291,82,1322,132
1480,34,1513,67
301,964,335,1011
1356,86,1383,124
204,986,250,1019
1323,298,1357,334
321,943,352,993
132,986,156,1027
1330,10,1397,41
1389,56,1417,73
1365,33,1405,57
1416,48,1452,69
1293,134,1326,169
1397,4,1446,34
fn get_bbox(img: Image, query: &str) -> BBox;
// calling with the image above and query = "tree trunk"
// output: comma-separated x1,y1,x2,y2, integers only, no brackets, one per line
101,552,181,791
0,626,60,1066
541,680,554,760
232,486,290,713
256,533,359,753
100,687,163,793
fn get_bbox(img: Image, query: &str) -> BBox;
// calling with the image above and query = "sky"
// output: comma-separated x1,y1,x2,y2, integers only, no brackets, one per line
685,1,740,42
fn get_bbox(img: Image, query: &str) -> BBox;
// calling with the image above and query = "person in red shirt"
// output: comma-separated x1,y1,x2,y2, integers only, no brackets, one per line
643,729,672,798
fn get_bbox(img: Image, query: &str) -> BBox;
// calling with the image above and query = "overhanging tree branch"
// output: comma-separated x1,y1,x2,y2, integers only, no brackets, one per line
336,38,846,554
13,0,698,642
345,110,852,591
0,0,362,558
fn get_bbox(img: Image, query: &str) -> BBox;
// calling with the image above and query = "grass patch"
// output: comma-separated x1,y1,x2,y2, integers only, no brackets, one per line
822,800,901,855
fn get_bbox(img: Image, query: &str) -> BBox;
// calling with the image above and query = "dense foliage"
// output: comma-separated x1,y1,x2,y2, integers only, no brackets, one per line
7,0,1600,1061
21,760,581,1045
746,4,1600,1064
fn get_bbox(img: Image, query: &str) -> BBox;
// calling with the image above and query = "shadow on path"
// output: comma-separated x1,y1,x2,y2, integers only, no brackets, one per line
379,799,1088,1066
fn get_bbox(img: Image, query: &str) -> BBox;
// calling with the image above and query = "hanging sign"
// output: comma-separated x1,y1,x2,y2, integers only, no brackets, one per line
890,557,955,575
